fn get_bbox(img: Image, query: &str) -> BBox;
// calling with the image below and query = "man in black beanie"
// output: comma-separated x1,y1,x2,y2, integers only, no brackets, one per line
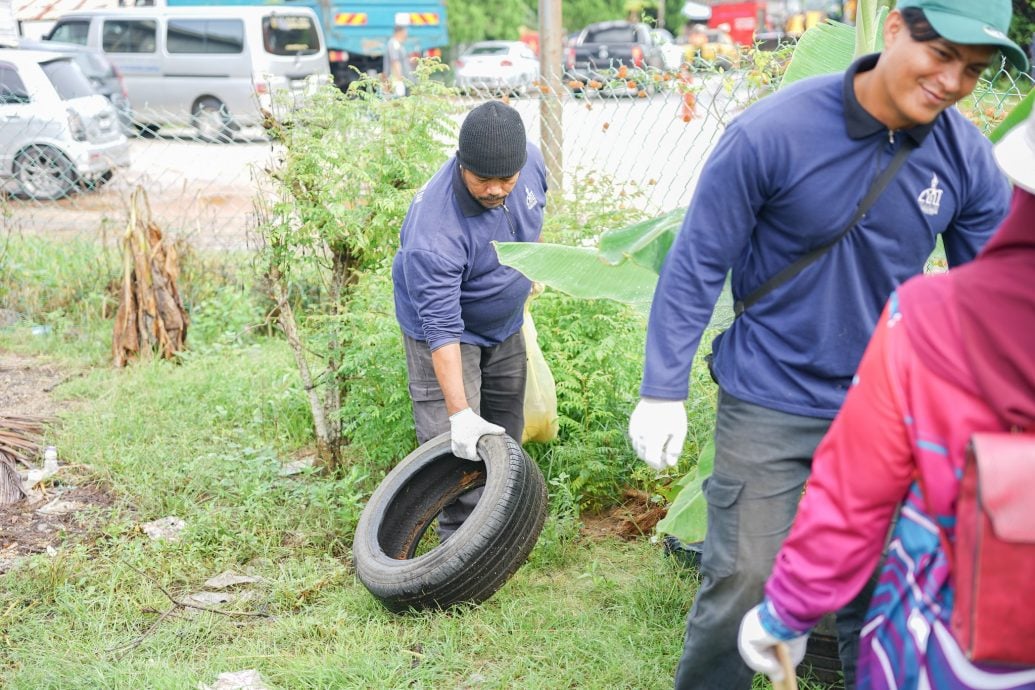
392,101,548,539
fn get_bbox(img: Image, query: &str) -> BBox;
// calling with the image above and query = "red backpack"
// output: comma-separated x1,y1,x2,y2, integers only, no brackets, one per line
939,433,1035,665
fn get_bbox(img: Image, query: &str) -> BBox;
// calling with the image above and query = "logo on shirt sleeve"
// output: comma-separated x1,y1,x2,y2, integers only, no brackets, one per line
917,174,942,216
524,186,538,210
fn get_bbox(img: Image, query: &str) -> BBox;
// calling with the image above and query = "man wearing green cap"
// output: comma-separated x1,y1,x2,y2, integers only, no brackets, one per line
628,1,1028,688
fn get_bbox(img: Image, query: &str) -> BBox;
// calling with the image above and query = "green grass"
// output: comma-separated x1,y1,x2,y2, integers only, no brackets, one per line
0,338,832,690
0,330,697,689
0,236,835,689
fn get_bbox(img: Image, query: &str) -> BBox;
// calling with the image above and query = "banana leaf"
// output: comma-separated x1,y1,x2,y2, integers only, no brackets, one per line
780,3,889,88
853,0,892,58
492,241,658,314
597,207,684,272
654,439,715,543
779,21,857,87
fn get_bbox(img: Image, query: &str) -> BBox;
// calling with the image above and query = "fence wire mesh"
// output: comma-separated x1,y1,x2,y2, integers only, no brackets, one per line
1,54,1031,255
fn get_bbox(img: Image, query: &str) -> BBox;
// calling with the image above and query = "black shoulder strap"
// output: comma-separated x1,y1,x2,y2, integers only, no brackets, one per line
734,138,918,318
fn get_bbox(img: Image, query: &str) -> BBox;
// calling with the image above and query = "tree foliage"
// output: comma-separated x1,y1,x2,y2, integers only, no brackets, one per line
447,1,536,47
257,66,458,468
1012,0,1035,59
446,0,689,50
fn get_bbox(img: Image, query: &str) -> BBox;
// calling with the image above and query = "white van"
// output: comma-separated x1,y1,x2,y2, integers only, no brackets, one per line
45,6,330,139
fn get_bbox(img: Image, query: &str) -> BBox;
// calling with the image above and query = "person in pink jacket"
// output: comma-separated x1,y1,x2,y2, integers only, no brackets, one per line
737,106,1035,690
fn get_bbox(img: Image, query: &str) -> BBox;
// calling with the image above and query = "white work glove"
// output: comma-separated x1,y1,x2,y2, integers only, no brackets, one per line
449,408,505,461
628,397,687,470
738,603,808,683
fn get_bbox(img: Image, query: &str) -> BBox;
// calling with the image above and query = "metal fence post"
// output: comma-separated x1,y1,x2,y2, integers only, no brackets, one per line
539,0,564,196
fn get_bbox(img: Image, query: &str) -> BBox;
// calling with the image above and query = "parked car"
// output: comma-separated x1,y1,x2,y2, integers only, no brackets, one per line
686,26,740,71
46,6,329,140
14,39,133,134
650,28,685,71
566,20,665,96
454,40,539,97
0,49,129,200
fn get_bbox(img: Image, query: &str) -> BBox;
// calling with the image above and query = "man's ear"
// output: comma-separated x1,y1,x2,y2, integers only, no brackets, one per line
883,9,904,47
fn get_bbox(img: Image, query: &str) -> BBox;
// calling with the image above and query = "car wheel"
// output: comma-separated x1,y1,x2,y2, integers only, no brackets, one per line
13,145,77,201
192,97,233,142
353,432,548,613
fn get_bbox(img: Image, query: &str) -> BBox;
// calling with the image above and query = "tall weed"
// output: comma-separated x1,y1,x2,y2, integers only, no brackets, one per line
527,291,645,508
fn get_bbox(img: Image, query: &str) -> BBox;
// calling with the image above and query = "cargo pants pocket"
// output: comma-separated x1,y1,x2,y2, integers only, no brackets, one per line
701,472,744,579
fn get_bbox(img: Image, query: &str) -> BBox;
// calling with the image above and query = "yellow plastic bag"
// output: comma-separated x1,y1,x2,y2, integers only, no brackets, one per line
521,302,559,443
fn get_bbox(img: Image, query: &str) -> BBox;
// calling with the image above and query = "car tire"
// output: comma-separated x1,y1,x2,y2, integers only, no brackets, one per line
13,145,77,201
353,432,548,613
192,97,234,142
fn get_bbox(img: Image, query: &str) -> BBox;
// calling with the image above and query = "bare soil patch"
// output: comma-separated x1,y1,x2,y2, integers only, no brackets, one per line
0,351,116,573
0,352,74,418
0,477,116,573
580,488,666,541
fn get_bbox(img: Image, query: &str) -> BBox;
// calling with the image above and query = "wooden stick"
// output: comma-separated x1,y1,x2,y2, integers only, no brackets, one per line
772,643,799,690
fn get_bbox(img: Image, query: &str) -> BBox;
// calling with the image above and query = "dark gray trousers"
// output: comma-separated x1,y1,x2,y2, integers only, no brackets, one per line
674,389,869,690
402,331,526,538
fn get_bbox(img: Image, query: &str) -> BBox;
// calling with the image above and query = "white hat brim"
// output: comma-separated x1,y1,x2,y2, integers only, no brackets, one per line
994,120,1035,195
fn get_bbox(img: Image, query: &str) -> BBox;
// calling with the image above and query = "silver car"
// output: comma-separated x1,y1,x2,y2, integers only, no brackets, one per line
0,49,129,200
16,39,135,135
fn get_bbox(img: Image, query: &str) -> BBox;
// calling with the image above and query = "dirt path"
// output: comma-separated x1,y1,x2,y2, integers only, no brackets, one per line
0,352,73,417
0,351,114,574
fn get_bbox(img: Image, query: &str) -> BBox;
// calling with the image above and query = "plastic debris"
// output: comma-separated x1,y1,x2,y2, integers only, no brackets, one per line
37,499,84,515
140,516,186,542
198,669,269,690
20,445,59,490
204,571,262,589
183,591,233,606
277,460,310,477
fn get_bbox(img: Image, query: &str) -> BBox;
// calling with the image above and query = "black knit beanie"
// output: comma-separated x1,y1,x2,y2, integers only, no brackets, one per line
456,101,527,178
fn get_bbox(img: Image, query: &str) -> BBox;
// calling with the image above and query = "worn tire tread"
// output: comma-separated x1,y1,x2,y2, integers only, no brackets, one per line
354,433,547,612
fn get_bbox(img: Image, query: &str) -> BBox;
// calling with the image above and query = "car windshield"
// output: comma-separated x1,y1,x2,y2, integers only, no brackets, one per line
585,27,637,43
467,46,509,56
48,21,89,45
41,58,94,100
262,15,320,55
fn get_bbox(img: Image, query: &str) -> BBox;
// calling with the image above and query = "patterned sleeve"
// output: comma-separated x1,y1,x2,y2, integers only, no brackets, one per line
763,296,916,632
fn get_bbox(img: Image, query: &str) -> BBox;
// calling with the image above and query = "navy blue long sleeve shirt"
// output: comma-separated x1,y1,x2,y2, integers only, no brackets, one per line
641,54,1010,418
393,143,547,351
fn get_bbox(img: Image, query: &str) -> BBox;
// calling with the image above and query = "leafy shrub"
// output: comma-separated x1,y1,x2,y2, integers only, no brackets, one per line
332,270,415,473
526,290,645,509
257,63,459,467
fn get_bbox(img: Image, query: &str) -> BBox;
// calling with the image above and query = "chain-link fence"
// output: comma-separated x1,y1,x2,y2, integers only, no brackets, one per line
2,51,1031,253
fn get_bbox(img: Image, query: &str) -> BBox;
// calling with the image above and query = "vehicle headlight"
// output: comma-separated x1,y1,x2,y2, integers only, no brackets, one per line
67,109,87,142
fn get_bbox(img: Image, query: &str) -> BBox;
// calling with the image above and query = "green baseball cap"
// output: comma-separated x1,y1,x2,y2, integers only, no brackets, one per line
897,0,1029,72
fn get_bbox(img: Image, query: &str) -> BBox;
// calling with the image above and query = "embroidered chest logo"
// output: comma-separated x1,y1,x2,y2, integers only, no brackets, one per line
917,173,942,216
524,186,538,210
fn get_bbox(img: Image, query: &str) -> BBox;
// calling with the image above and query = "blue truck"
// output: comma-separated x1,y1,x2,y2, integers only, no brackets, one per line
157,0,449,90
